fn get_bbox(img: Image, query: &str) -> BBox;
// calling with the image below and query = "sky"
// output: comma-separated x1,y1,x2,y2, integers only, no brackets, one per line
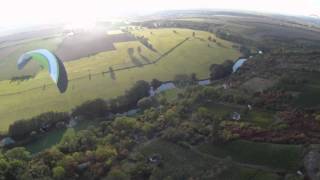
0,0,319,27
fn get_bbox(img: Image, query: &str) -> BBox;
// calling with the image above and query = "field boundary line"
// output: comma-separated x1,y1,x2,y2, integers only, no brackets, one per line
0,37,190,97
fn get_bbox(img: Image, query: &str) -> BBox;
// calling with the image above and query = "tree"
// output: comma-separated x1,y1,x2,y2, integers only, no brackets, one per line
240,46,251,57
137,97,157,110
95,145,117,162
53,166,65,179
190,73,197,82
127,48,134,56
210,60,233,80
151,78,162,89
173,74,196,87
7,160,26,179
38,148,64,168
0,158,9,180
124,80,150,107
21,160,51,180
5,147,31,162
104,169,129,180
129,162,152,180
161,127,186,142
8,112,69,138
72,99,108,118
8,120,34,138
137,46,142,54
112,117,140,133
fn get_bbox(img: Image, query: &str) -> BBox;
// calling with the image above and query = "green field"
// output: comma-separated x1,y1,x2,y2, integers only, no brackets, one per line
136,139,281,179
24,119,100,153
0,37,63,80
0,28,240,131
207,103,276,127
197,140,303,171
293,72,320,108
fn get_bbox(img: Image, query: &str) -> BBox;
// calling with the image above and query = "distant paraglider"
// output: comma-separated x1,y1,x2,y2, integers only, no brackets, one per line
17,49,68,93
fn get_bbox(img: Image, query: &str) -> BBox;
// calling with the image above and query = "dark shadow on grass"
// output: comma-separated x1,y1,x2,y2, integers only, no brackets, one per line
139,53,152,64
110,70,116,80
129,55,144,67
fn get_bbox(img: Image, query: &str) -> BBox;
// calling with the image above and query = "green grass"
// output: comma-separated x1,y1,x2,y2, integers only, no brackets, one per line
0,28,240,131
138,139,217,179
279,71,320,108
197,140,303,171
157,88,184,103
246,110,275,127
24,119,100,153
208,103,275,127
24,128,67,154
136,139,280,180
294,83,320,108
0,37,63,80
217,166,281,180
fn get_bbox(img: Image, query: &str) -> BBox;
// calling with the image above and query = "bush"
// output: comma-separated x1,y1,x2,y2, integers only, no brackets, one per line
137,97,157,110
52,166,65,179
173,74,196,87
112,117,140,133
210,60,233,80
104,169,129,180
124,80,150,108
9,112,69,138
5,147,31,162
72,99,108,118
151,79,162,89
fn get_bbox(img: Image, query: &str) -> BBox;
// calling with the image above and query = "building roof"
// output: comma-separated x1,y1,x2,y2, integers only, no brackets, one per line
0,137,15,147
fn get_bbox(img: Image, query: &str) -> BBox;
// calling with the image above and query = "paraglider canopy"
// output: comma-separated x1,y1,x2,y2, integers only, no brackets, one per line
17,49,68,93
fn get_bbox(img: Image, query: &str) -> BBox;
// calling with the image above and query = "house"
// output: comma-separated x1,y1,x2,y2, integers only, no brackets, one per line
149,86,156,97
77,162,91,171
222,83,228,89
67,118,77,128
231,112,241,121
0,137,15,147
148,154,162,164
127,109,139,116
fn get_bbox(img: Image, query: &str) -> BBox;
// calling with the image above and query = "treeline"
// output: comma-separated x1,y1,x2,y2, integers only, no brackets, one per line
8,81,151,140
9,112,69,139
209,60,234,80
135,20,270,53
0,85,243,180
10,75,34,83
73,80,150,118
135,35,156,52
0,75,312,179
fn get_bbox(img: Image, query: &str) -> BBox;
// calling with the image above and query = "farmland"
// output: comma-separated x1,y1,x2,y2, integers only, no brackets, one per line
1,9,320,180
197,140,303,171
0,37,63,80
135,139,284,180
0,27,240,131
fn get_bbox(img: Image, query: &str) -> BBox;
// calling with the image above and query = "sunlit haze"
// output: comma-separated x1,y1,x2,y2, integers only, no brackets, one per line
0,0,319,27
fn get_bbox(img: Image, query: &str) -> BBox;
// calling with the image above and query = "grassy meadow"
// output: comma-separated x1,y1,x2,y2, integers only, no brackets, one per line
197,140,303,171
0,37,63,80
136,139,283,180
0,28,240,131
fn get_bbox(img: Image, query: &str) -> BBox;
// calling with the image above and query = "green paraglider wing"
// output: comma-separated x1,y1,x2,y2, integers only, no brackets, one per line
17,49,68,93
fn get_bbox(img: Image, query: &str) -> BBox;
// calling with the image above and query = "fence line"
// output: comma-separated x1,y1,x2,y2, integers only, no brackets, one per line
0,37,190,97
